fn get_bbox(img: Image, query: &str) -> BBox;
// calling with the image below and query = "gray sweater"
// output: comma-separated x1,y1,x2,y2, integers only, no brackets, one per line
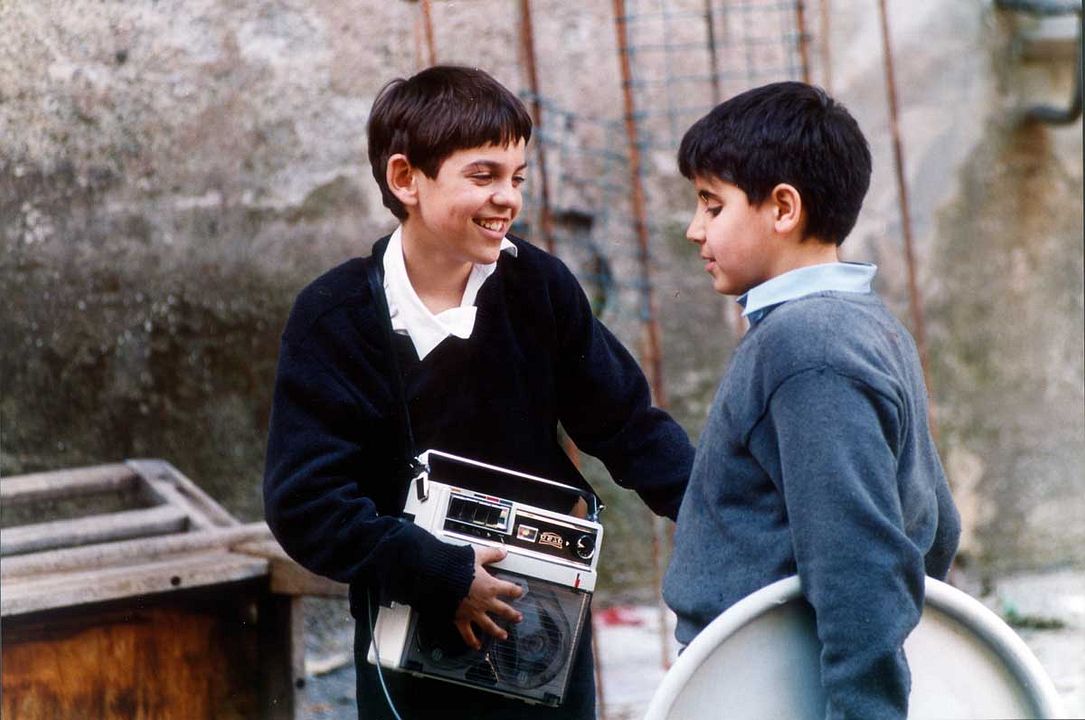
663,290,960,720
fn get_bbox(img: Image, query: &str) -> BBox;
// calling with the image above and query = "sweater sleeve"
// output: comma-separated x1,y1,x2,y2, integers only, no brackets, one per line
263,330,474,620
749,367,924,720
550,263,693,520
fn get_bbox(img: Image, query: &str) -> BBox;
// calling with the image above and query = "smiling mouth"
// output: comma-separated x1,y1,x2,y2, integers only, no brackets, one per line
474,218,507,233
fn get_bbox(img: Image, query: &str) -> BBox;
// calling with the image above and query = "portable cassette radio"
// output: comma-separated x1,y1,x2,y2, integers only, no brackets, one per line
367,449,603,706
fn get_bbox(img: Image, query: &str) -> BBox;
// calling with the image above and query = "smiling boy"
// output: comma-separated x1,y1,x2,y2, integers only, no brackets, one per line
662,82,960,719
264,66,693,719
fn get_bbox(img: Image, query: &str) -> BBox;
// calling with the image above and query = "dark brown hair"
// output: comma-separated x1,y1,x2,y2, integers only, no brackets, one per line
367,65,533,220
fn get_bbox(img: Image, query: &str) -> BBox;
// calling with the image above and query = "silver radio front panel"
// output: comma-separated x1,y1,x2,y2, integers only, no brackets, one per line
368,450,602,706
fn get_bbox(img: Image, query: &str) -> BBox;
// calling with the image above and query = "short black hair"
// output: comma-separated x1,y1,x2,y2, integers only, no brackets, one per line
367,65,533,220
678,81,872,245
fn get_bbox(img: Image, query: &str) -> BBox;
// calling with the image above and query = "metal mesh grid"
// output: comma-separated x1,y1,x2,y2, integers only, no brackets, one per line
515,0,826,348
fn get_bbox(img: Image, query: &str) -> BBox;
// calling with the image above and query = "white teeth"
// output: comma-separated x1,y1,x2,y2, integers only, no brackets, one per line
475,219,503,232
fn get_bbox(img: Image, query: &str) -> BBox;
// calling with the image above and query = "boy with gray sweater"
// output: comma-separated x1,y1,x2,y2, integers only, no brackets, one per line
662,82,960,719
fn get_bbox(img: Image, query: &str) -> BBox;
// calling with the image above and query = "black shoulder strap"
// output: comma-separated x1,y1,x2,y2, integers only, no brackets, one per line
365,257,424,500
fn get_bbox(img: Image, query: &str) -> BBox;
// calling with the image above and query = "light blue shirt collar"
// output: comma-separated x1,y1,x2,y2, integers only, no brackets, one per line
738,262,877,325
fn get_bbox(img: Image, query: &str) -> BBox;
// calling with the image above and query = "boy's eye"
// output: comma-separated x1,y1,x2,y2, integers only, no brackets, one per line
512,175,526,187
470,173,493,182
706,205,722,217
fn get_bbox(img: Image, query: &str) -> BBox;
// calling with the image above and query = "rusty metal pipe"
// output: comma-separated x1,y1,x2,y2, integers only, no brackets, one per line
796,0,812,84
420,0,437,65
519,0,557,254
820,0,833,92
613,0,673,672
876,0,938,436
703,0,722,103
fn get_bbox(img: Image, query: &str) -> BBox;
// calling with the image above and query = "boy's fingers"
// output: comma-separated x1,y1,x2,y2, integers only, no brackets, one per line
474,613,508,641
456,620,481,650
495,579,524,599
474,545,507,566
490,598,523,623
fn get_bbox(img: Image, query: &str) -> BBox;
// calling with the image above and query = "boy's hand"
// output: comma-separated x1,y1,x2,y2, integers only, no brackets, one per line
454,546,524,650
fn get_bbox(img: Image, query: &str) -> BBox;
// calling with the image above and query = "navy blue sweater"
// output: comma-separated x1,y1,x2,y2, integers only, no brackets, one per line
663,291,960,720
264,235,693,620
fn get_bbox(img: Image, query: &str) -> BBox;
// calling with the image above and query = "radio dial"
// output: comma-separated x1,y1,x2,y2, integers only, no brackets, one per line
574,533,596,560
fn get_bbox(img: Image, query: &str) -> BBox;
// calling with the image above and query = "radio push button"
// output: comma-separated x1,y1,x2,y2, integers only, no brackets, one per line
448,497,472,521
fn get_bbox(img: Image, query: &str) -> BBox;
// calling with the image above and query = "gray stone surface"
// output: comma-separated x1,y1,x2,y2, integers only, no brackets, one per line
297,567,1085,718
2,0,1081,577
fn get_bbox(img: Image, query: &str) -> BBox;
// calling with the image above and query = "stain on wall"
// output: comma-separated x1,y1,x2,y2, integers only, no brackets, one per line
930,117,1084,572
2,0,1081,579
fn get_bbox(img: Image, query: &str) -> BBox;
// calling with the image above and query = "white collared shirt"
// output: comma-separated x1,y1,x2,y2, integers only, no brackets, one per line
382,226,518,360
738,262,877,325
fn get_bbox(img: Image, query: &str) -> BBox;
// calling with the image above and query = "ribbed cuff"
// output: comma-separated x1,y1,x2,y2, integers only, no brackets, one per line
412,532,475,620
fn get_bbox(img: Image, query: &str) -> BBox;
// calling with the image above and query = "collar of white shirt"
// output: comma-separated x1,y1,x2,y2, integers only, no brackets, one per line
382,226,518,360
738,261,877,325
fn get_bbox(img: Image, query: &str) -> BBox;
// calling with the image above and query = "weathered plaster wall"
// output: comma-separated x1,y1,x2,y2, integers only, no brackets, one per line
841,3,1084,573
925,21,1085,571
2,0,1081,575
2,0,411,517
874,4,1082,573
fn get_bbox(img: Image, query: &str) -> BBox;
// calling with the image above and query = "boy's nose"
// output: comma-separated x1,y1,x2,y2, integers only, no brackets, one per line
491,185,519,209
686,217,704,244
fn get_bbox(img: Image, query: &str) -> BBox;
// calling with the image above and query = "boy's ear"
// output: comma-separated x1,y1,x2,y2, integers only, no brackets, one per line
386,153,419,210
769,183,803,235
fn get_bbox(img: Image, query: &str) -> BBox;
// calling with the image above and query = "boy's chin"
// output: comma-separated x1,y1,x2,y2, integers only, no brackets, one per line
475,242,504,264
463,247,502,267
711,277,743,296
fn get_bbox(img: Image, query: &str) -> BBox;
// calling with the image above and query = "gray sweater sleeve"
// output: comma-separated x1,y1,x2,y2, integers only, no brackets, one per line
749,366,924,720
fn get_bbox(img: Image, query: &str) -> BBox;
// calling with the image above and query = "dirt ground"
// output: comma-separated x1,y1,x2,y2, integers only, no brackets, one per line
300,566,1085,719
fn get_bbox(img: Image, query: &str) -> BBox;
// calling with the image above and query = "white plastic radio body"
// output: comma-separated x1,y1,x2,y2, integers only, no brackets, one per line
367,449,602,706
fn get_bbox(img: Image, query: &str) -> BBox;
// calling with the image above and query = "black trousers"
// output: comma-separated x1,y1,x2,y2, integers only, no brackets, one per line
353,602,596,720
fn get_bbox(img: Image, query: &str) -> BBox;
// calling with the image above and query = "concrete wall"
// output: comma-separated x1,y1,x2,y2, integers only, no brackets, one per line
2,0,1081,576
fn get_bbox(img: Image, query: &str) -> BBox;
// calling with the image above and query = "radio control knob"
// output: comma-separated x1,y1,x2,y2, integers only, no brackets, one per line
574,534,596,560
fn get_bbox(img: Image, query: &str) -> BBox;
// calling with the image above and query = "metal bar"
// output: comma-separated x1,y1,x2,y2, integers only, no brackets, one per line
611,1,668,409
614,9,716,22
421,0,437,65
876,0,938,435
994,0,1082,16
660,0,681,143
796,0,812,83
612,0,672,672
519,0,557,254
517,0,594,662
612,2,668,410
621,72,728,86
625,44,712,57
820,0,833,92
704,0,723,103
742,2,756,84
413,7,426,70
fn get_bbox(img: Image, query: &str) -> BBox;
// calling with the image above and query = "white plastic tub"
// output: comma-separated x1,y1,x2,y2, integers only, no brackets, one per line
644,576,1063,719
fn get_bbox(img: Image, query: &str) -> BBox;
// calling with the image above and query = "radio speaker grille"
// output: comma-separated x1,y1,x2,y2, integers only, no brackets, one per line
404,570,589,705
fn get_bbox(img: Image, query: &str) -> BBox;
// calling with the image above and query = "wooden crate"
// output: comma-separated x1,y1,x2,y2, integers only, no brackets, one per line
1,460,346,720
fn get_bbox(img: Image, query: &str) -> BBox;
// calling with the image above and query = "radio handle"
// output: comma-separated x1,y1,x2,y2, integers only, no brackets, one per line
587,495,605,522
412,459,429,502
